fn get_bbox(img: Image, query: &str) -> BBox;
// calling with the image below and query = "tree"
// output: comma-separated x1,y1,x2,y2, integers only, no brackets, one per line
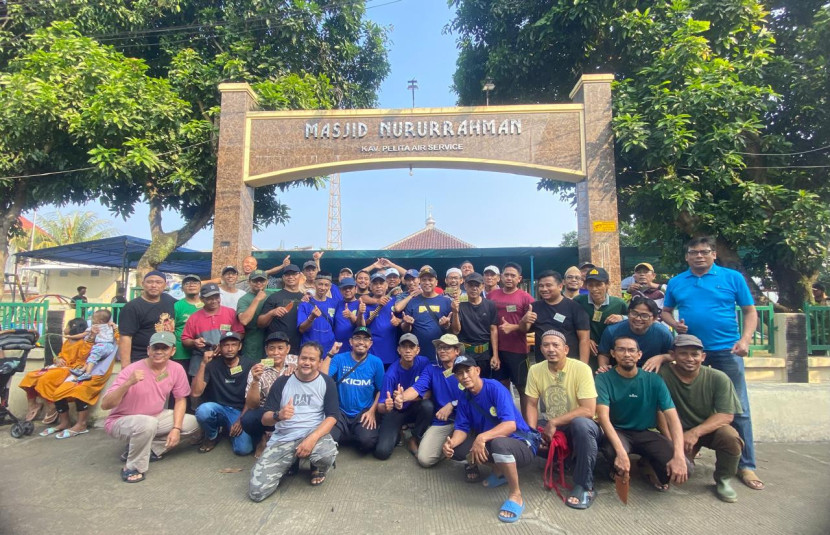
559,231,577,247
1,1,390,279
449,0,829,309
16,210,117,250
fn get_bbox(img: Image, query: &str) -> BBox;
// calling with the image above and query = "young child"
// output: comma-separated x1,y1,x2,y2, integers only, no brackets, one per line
70,310,118,382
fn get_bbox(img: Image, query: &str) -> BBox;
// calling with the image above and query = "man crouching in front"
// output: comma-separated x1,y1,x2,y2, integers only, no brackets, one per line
249,341,339,502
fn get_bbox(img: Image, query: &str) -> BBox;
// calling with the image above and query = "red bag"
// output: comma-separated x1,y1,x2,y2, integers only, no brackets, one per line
540,428,571,502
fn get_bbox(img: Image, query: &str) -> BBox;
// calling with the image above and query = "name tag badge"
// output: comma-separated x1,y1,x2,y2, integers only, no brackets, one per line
328,308,335,317
592,310,603,322
220,324,232,332
230,365,243,375
554,313,566,323
443,368,453,378
155,371,168,382
506,305,517,313
261,358,274,368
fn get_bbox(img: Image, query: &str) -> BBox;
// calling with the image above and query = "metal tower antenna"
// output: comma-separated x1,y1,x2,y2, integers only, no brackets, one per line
326,173,343,250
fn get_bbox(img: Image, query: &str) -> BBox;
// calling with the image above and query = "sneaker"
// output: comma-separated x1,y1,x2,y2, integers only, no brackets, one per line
76,373,92,382
69,367,85,377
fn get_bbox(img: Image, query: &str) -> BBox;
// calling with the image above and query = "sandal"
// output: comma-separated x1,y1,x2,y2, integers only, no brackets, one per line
498,499,524,523
482,473,507,488
42,411,58,425
199,436,219,453
25,405,41,422
38,426,62,437
464,463,481,483
121,468,145,483
737,469,765,491
150,451,163,462
566,484,597,509
310,469,327,486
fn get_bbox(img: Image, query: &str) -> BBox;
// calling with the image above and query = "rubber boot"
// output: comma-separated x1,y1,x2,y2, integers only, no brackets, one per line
713,451,740,503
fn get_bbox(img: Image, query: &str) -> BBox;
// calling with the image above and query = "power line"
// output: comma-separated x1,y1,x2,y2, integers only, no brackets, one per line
736,144,830,157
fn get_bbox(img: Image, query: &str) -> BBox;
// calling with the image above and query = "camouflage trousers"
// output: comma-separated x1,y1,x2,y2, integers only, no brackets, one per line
248,434,338,502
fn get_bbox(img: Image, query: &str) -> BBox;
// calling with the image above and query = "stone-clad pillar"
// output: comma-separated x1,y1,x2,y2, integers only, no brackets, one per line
212,83,258,278
571,74,622,294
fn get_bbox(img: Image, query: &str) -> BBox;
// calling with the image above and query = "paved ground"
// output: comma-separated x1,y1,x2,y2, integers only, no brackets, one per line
1,422,828,535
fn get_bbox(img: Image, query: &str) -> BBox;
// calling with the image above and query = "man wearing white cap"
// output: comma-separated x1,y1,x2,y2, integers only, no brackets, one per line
482,265,500,296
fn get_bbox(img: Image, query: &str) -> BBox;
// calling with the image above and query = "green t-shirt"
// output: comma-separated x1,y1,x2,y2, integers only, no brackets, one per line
596,368,674,431
574,294,629,343
236,289,277,361
658,365,742,430
173,299,202,361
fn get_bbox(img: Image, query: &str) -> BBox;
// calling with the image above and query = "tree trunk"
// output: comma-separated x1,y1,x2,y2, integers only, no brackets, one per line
0,180,28,277
134,195,214,285
770,261,814,312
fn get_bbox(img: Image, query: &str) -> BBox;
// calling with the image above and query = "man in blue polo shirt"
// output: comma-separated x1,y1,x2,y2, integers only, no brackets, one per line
297,272,339,355
661,236,763,491
597,296,674,373
374,333,432,460
442,355,538,524
327,327,384,453
332,277,364,354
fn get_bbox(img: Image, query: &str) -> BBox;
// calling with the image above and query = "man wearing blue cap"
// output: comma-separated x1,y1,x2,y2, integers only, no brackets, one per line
118,270,177,368
297,272,339,355
333,277,365,354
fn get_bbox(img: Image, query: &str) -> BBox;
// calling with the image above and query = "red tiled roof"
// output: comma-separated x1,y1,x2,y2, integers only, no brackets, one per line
18,216,47,236
383,223,474,250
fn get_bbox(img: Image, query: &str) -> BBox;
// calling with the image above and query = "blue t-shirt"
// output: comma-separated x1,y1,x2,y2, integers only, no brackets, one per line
328,352,385,417
455,378,533,444
333,299,362,353
297,295,340,354
664,265,754,351
598,320,675,363
365,300,399,365
595,369,675,431
378,355,430,409
403,295,452,360
413,364,462,426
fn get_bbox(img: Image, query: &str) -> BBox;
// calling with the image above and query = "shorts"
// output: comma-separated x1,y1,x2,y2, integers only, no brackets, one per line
497,351,532,392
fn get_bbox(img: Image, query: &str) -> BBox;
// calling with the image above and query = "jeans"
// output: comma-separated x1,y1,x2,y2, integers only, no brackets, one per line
705,350,756,470
374,399,434,460
543,417,602,490
240,407,274,447
195,402,254,456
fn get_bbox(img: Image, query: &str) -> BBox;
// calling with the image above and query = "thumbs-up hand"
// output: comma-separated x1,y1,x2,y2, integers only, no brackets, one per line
390,311,402,327
522,304,537,325
279,398,295,421
393,384,405,410
443,436,455,459
384,391,394,412
439,313,451,328
675,318,688,334
499,316,515,334
282,254,291,267
329,342,342,356
451,296,460,313
358,301,366,315
311,305,322,318
402,313,415,326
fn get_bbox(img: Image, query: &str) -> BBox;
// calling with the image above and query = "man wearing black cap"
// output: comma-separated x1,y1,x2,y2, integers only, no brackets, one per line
364,271,400,368
118,270,177,368
398,267,452,361
192,331,256,455
219,265,244,310
443,355,538,523
298,272,339,356
454,272,500,379
237,270,274,361
181,283,245,377
574,267,627,371
173,274,202,366
327,327,385,453
258,264,305,355
659,334,744,502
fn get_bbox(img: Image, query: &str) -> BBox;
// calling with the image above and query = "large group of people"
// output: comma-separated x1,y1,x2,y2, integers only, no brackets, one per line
19,238,766,523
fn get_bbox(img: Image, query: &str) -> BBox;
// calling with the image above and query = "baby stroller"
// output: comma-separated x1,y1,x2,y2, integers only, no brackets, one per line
0,329,39,438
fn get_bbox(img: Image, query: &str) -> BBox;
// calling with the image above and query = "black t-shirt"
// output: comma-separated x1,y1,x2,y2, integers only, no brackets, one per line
260,290,304,354
458,299,497,345
118,293,177,361
531,298,590,360
203,357,255,410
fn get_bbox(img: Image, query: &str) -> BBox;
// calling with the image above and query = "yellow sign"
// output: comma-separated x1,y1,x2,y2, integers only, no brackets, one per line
592,220,617,232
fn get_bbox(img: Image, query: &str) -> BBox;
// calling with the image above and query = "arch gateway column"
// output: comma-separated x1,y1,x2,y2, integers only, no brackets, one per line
211,74,621,292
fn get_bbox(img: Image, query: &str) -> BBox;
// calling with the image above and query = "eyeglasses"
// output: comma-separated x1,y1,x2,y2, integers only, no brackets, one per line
629,312,653,320
687,249,712,256
613,347,640,354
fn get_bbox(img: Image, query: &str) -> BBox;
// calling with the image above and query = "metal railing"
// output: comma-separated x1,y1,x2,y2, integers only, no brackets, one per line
737,304,775,356
0,301,49,335
805,303,830,354
75,302,126,324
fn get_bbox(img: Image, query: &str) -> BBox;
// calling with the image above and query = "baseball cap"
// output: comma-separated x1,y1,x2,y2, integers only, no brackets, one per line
221,265,238,275
283,264,300,274
352,326,372,338
149,331,176,347
339,277,356,288
464,272,484,285
220,331,242,343
303,260,318,270
248,270,267,281
579,261,595,270
451,355,478,373
419,267,438,278
386,268,400,277
584,267,609,283
340,267,354,275
483,265,500,275
371,272,387,282
634,262,654,272
672,334,704,349
398,333,419,346
446,267,462,277
200,283,221,298
182,274,201,284
265,331,291,344
404,269,420,279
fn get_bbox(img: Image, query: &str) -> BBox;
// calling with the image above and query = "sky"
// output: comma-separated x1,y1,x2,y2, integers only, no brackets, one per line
25,0,578,252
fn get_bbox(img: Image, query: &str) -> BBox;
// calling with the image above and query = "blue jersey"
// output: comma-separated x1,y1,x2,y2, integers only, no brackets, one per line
413,364,462,426
328,352,384,417
333,299,362,353
379,356,430,409
403,295,452,361
365,300,399,365
297,295,340,354
664,265,754,351
455,378,533,444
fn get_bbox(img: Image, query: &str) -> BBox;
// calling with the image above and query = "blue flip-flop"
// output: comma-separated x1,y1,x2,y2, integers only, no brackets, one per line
38,427,61,437
482,473,507,488
498,499,524,523
55,429,89,440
